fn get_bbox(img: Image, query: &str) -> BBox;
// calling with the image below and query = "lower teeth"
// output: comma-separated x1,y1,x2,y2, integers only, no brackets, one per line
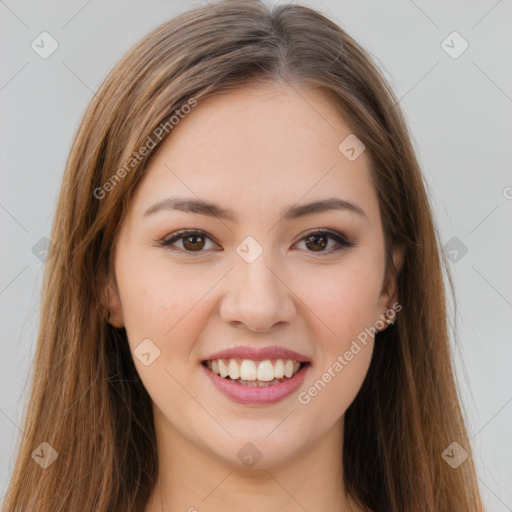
230,378,284,387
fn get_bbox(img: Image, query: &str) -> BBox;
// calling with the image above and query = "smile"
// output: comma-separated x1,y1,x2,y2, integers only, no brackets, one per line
201,358,311,405
203,358,305,386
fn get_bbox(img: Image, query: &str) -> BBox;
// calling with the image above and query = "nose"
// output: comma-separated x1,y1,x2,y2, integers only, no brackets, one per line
219,251,296,333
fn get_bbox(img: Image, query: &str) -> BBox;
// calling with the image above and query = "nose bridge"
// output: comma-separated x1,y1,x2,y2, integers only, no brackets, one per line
238,251,279,298
220,242,295,330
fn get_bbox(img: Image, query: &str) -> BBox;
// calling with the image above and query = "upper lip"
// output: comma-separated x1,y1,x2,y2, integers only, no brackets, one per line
203,345,311,363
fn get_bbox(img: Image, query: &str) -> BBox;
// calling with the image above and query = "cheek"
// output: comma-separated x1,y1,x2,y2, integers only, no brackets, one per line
115,262,208,410
116,252,174,328
297,274,377,422
298,254,383,342
116,255,220,364
293,253,382,411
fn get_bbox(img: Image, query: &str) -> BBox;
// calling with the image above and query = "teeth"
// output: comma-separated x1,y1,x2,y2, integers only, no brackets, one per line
237,378,282,387
228,359,240,379
274,359,285,378
218,359,229,378
205,358,304,382
284,360,294,378
239,359,257,380
257,360,274,381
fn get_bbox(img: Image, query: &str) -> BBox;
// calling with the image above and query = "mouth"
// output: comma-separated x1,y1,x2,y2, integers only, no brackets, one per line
201,358,310,387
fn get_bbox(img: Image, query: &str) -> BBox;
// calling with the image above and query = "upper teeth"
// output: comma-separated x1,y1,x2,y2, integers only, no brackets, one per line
206,359,301,381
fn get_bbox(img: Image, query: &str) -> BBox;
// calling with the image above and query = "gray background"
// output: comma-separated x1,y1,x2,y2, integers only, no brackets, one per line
1,0,511,509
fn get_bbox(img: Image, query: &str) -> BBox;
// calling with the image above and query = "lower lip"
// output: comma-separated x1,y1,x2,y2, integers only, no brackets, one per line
201,363,310,405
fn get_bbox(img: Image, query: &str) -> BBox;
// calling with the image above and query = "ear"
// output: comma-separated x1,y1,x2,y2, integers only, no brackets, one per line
99,265,125,329
377,243,406,328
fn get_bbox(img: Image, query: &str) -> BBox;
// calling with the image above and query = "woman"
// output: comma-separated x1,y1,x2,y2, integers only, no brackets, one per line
3,0,484,510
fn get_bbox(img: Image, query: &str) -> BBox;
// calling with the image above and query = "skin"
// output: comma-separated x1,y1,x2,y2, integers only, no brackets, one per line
106,82,404,512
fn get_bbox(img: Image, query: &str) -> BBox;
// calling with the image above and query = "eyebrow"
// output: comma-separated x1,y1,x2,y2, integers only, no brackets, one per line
143,196,368,222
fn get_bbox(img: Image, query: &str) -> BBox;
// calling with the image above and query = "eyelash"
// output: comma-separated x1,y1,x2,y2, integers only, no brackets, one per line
159,229,355,256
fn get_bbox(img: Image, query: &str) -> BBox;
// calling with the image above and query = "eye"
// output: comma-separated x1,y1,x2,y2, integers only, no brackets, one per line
294,229,355,254
159,228,355,255
159,229,218,253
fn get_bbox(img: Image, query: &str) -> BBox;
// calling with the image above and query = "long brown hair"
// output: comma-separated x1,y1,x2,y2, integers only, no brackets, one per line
3,1,484,510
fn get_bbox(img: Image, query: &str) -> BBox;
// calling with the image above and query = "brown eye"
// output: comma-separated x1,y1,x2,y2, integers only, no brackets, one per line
160,230,217,254
296,230,355,254
304,233,328,251
182,234,206,251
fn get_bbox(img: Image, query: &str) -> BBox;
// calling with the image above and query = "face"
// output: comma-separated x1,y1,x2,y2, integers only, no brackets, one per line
106,82,402,469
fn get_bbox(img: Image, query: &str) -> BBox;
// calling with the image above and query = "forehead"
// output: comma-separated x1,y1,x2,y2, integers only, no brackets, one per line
130,82,379,226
